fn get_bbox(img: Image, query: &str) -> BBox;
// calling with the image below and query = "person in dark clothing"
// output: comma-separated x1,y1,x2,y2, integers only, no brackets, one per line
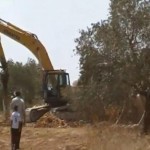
10,105,21,150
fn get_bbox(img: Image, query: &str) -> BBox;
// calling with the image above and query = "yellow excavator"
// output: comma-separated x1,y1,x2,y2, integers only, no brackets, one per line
0,18,70,122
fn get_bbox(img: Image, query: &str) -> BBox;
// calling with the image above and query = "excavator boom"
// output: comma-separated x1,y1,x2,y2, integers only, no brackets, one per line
0,18,53,70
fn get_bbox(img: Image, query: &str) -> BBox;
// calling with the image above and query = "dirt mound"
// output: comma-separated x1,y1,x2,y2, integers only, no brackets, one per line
34,112,67,128
34,112,84,128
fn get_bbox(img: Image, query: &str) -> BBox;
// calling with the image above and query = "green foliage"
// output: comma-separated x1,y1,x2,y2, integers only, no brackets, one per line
7,58,41,105
74,0,150,115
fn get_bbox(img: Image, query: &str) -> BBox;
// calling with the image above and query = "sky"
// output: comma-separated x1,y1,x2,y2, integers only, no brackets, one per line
0,0,110,84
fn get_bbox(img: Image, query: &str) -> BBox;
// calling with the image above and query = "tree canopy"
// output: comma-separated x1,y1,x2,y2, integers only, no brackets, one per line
75,0,150,106
0,58,41,110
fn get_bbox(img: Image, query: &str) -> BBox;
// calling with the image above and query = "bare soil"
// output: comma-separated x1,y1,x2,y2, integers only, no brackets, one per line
0,125,88,150
0,112,88,150
1,113,150,150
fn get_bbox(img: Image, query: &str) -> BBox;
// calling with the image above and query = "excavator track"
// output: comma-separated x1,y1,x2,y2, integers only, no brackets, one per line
26,105,50,122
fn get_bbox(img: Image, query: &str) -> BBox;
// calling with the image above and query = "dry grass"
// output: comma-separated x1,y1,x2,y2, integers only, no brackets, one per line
0,125,88,150
86,122,150,150
1,122,150,150
1,109,150,150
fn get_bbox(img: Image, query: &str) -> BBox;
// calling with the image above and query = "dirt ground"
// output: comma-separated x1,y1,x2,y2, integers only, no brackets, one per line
0,125,88,150
1,113,150,150
0,112,88,150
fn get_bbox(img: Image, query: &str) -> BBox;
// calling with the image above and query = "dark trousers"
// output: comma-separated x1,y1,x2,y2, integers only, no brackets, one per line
11,123,22,150
11,128,19,150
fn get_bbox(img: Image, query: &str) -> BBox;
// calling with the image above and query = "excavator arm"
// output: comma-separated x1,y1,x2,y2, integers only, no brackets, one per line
0,18,53,70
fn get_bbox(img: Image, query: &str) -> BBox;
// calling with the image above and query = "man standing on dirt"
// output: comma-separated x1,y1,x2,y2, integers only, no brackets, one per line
10,91,26,149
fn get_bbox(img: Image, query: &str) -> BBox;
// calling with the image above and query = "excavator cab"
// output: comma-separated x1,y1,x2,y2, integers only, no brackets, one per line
43,70,70,107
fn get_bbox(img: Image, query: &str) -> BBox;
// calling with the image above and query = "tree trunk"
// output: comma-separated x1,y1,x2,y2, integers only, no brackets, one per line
1,71,10,121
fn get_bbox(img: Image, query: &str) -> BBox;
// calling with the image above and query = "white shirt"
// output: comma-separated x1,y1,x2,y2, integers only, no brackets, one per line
11,111,21,129
10,96,25,122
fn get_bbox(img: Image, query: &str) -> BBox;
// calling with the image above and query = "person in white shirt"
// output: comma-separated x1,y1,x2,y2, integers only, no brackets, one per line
10,91,26,149
10,105,21,150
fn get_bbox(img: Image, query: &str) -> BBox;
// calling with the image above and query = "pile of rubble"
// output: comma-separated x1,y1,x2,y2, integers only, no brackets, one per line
34,112,85,128
34,112,68,128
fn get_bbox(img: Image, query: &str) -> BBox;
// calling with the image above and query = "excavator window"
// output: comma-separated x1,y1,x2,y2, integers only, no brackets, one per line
46,72,70,89
59,73,70,86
